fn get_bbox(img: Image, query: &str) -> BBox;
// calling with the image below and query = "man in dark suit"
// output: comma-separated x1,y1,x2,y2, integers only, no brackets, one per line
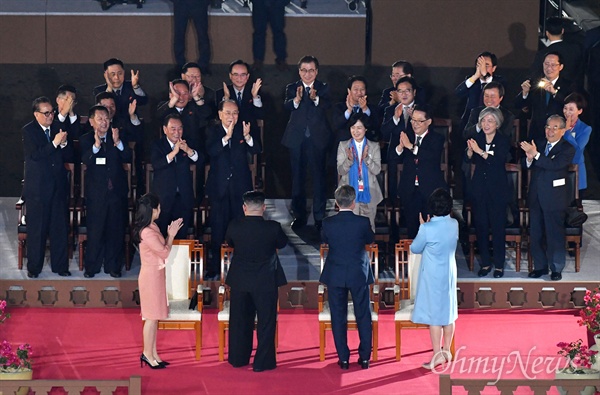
54,85,81,140
151,114,201,239
521,115,575,281
320,184,374,370
529,17,584,87
250,0,289,71
224,190,288,372
172,0,210,71
463,82,515,141
206,100,262,278
22,97,74,278
282,55,332,230
380,76,418,206
181,62,217,120
332,75,378,146
80,105,132,278
516,52,573,142
94,92,142,149
377,60,414,123
455,51,505,132
395,105,446,239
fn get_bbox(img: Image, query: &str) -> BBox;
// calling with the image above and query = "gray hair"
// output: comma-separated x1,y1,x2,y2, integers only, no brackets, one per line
477,106,504,130
546,114,566,128
334,185,356,209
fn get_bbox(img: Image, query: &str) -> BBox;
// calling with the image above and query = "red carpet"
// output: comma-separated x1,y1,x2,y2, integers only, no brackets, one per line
2,307,586,394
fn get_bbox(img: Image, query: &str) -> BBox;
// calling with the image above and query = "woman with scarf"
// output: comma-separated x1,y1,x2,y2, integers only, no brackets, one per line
336,113,383,231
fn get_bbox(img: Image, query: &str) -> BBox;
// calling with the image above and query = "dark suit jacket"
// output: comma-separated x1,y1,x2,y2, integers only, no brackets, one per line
331,102,378,144
526,137,575,211
156,101,212,155
455,75,505,122
53,110,82,141
80,131,132,200
378,84,427,121
463,105,515,141
150,136,199,212
320,211,374,288
282,79,332,150
529,40,584,85
215,84,264,134
397,129,447,201
467,132,510,205
22,120,74,200
225,216,288,292
380,103,414,162
205,123,261,200
515,76,573,141
92,80,149,121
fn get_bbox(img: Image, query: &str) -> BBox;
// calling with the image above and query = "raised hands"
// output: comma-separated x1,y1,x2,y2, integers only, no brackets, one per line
242,121,251,142
309,86,317,101
167,218,184,239
419,212,430,224
399,131,412,149
521,79,531,96
111,127,120,145
466,138,482,155
128,99,137,118
295,85,303,104
131,70,140,87
222,82,231,100
358,95,368,112
251,78,262,98
53,129,67,146
520,140,538,160
362,143,369,160
168,82,180,107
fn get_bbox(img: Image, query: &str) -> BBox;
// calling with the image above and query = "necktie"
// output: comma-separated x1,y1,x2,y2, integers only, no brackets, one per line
545,142,552,156
237,91,242,106
415,136,422,147
44,128,50,142
305,86,311,98
353,105,360,114
545,91,550,105
115,89,121,97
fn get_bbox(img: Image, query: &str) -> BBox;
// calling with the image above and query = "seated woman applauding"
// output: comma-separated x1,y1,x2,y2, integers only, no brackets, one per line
466,107,510,278
336,113,383,231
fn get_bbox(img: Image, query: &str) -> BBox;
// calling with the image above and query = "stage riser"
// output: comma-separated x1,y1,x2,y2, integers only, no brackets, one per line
2,280,598,310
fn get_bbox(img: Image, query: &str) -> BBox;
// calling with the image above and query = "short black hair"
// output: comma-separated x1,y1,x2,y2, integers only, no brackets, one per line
545,51,563,65
347,113,370,131
347,75,367,91
95,91,116,104
181,62,201,74
395,76,417,90
103,58,124,71
243,190,266,208
391,60,413,75
171,79,190,89
89,104,109,119
427,188,452,217
218,99,238,112
163,113,182,127
477,51,498,67
298,55,319,69
564,92,587,110
334,184,356,209
57,84,77,96
32,96,51,113
545,17,564,36
228,59,250,74
483,81,505,98
412,104,431,120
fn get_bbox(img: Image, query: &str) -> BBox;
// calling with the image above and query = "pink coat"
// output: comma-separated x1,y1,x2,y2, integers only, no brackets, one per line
138,223,171,320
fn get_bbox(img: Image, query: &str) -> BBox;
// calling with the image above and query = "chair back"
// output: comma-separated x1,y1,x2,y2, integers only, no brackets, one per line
220,244,234,286
319,243,379,282
505,163,522,227
395,240,413,301
165,240,196,300
566,164,579,205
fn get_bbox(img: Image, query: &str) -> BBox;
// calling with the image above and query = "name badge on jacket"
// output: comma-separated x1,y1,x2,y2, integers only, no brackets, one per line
96,158,106,165
553,178,565,187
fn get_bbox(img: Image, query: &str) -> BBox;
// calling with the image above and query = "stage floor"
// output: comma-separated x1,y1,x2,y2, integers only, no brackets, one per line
1,197,599,284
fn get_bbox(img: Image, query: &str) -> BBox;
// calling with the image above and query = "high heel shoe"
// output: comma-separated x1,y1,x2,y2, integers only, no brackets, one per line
421,351,447,370
140,353,165,369
158,360,170,367
441,349,452,362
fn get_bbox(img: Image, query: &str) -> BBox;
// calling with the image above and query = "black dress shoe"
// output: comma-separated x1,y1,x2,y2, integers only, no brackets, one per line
291,218,306,231
253,366,275,372
300,0,307,8
358,358,369,369
338,360,349,370
493,269,504,278
550,272,562,281
84,272,95,278
27,271,38,279
109,271,122,278
58,271,71,277
528,269,548,278
477,266,492,277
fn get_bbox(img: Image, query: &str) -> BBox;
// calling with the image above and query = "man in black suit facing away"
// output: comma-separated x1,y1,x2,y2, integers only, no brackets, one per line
80,105,132,278
151,114,201,239
22,97,74,278
282,55,332,231
521,115,575,281
224,190,288,372
172,0,210,71
205,100,262,279
320,184,374,370
516,52,573,142
395,105,446,239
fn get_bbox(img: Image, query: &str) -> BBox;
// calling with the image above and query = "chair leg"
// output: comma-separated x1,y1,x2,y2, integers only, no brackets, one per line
79,238,85,271
575,242,581,272
372,321,378,362
395,322,401,361
218,322,226,362
515,240,521,272
469,241,474,271
125,240,131,271
319,322,326,361
18,238,25,270
195,322,201,360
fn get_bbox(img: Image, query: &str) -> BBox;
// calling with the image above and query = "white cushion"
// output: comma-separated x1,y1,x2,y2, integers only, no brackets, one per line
319,301,378,322
163,299,201,321
218,301,230,322
394,300,415,321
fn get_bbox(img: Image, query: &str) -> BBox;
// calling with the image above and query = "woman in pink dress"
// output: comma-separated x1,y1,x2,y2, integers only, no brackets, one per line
132,193,183,369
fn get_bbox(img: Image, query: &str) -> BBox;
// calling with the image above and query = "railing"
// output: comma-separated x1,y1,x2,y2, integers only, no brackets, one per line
0,376,141,395
439,374,599,395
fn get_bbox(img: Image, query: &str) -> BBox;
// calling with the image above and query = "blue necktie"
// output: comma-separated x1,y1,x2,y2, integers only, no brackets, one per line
237,91,242,106
353,106,360,114
545,91,550,105
44,128,50,142
545,142,552,156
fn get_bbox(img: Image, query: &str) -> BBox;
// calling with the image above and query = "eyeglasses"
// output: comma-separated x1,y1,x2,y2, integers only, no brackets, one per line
543,62,561,68
410,118,428,124
397,89,413,95
36,111,54,117
299,69,316,74
544,125,561,130
231,73,248,78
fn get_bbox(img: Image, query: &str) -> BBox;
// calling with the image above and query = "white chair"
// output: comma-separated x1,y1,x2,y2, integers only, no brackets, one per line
156,239,204,360
318,243,379,362
394,240,455,361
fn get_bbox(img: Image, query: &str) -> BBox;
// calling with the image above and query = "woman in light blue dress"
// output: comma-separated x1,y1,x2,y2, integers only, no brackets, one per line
410,188,458,370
